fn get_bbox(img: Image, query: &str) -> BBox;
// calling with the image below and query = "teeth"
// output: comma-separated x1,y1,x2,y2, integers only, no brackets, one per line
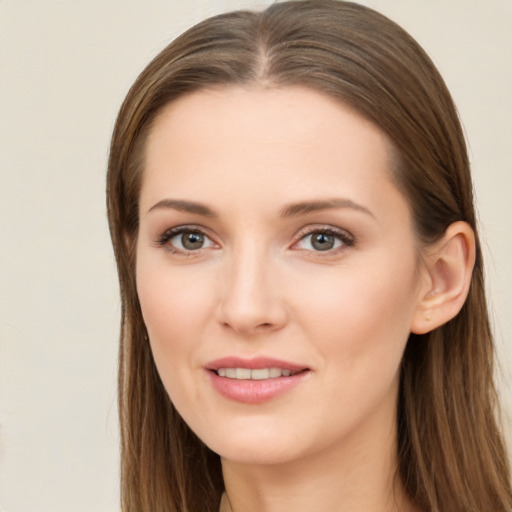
269,367,282,378
235,368,251,379
251,368,269,380
216,367,297,380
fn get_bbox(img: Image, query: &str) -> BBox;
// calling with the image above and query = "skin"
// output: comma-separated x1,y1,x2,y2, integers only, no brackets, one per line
136,86,430,512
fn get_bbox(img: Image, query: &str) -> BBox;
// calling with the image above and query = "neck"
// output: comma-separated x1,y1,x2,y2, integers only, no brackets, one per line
219,413,418,512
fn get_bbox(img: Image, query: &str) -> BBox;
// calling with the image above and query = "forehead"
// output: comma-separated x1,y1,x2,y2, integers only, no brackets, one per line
141,86,404,220
146,85,390,160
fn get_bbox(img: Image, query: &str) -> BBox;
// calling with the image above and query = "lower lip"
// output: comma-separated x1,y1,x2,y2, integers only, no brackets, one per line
207,371,308,404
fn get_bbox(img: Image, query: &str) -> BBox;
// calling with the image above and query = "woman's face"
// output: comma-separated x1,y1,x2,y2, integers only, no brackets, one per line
136,86,428,466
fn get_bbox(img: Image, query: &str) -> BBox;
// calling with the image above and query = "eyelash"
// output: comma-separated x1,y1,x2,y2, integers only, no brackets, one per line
293,226,355,253
155,225,214,254
154,225,355,255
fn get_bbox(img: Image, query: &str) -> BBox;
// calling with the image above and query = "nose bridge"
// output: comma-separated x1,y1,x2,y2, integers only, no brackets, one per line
217,238,286,333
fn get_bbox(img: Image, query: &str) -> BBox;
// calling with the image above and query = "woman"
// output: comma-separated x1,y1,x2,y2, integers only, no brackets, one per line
106,1,512,511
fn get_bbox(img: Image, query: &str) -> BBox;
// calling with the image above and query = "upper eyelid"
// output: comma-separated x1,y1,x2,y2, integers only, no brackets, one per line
160,224,211,237
293,224,354,241
156,224,216,245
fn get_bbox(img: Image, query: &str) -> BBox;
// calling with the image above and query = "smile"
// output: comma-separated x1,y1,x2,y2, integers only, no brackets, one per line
206,358,310,403
216,368,296,379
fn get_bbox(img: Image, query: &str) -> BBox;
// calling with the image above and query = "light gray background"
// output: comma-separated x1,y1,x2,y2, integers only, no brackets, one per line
1,1,511,511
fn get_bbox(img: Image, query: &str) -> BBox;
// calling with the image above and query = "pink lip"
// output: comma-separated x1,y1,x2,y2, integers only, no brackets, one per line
205,357,310,404
205,356,307,372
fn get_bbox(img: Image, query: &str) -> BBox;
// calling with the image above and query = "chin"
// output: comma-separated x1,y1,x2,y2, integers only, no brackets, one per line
196,419,319,467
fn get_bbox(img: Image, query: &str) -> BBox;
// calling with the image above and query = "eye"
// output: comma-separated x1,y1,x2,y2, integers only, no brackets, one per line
173,231,211,250
294,228,354,252
156,227,216,252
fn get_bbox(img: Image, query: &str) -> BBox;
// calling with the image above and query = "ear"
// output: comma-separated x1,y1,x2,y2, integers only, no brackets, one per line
411,221,476,335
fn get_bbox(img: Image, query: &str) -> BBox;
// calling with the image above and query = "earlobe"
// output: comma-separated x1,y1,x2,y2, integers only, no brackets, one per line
411,221,476,335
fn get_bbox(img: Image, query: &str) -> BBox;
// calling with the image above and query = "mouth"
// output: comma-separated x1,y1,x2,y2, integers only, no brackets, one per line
206,356,309,378
205,357,310,403
214,367,304,380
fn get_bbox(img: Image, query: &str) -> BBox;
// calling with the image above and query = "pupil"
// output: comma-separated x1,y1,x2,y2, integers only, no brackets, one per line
182,232,204,250
312,233,334,251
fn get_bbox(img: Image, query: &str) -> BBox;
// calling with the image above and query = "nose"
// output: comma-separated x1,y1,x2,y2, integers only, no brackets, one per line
216,243,288,336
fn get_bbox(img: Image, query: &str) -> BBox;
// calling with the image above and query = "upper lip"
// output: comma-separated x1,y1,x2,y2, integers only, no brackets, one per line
205,356,309,372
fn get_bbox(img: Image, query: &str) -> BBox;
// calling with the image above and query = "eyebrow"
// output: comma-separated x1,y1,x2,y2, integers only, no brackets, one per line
147,197,374,218
147,199,216,217
279,198,375,218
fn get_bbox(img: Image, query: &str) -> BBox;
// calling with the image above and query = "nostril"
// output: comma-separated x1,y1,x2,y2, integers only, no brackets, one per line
216,295,288,334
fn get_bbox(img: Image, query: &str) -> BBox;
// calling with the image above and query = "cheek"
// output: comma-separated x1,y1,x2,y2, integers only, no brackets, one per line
135,264,206,411
137,253,214,329
295,256,419,366
135,257,219,384
289,260,418,439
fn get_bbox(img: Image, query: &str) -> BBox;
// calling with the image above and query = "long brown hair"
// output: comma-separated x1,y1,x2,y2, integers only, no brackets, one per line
106,1,512,511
